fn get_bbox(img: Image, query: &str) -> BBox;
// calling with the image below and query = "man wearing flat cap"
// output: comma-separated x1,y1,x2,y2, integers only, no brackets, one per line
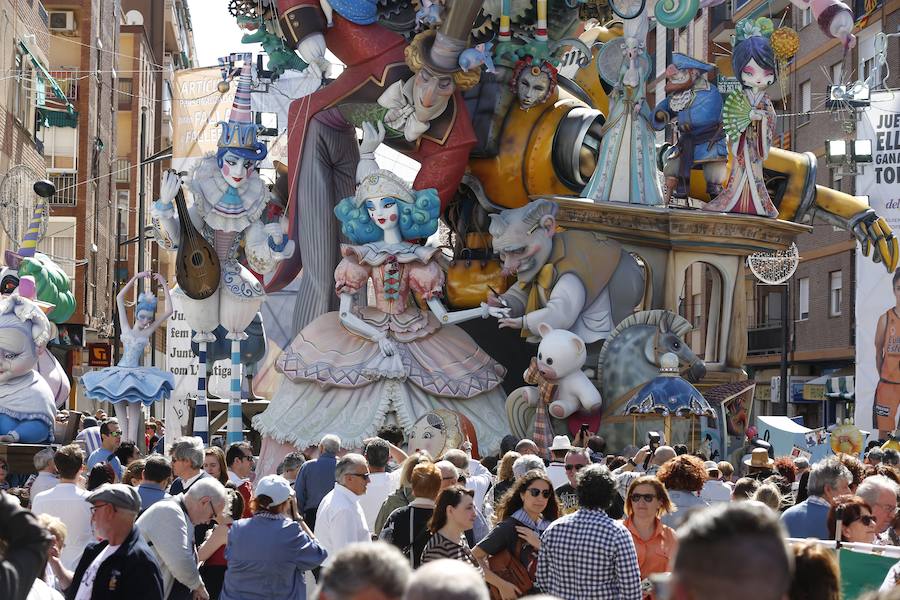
65,484,164,599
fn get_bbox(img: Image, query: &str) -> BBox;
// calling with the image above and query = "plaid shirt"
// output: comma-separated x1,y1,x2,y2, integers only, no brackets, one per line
536,508,643,600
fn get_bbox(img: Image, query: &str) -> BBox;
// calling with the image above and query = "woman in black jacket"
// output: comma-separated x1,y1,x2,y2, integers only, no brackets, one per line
379,462,442,567
474,469,560,599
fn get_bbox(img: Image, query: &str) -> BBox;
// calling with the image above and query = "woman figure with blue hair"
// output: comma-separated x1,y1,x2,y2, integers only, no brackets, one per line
81,272,175,443
254,122,510,472
703,18,779,217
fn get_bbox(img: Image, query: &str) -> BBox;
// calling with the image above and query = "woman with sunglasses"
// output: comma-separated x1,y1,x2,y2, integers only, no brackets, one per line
421,485,482,572
623,476,677,590
474,470,560,599
827,495,879,543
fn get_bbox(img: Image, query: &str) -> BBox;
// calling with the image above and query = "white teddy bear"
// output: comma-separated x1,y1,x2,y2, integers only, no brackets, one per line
522,323,603,419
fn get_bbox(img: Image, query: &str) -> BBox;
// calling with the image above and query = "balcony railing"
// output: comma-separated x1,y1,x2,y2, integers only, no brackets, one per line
38,2,48,26
48,69,78,102
747,321,784,355
48,172,77,206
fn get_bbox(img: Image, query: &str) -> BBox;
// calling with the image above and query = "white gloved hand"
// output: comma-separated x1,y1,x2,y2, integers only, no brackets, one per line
359,121,386,157
159,171,182,206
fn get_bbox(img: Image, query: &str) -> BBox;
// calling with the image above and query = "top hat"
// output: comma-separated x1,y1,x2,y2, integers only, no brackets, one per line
419,0,485,74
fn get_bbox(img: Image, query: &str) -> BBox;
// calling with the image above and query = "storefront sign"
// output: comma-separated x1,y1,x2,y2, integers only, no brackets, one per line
87,343,111,367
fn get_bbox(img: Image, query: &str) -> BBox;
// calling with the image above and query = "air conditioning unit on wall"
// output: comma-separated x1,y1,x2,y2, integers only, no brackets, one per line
48,11,76,33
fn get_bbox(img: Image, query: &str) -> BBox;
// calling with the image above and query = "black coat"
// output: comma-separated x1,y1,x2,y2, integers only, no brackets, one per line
0,491,52,600
65,524,164,600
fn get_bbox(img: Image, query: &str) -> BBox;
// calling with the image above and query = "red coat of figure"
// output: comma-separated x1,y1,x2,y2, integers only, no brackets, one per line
269,0,482,337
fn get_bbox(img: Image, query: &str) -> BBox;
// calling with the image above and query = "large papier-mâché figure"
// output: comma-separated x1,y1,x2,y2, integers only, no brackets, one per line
703,18,779,218
254,125,509,473
582,34,663,205
81,272,174,444
487,199,645,345
267,0,484,340
0,292,55,443
152,59,293,443
652,53,728,201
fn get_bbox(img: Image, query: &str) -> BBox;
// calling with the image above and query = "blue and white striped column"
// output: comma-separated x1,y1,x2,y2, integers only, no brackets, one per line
192,341,209,444
227,336,243,445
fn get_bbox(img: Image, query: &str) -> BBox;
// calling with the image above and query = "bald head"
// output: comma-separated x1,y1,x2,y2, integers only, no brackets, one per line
652,446,676,466
672,501,792,600
403,559,488,600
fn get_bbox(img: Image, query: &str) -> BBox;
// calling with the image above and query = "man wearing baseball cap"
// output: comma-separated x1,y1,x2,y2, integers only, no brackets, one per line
66,483,163,599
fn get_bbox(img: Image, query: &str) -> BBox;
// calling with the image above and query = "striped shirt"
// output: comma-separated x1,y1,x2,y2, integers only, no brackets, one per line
420,531,483,574
76,426,102,455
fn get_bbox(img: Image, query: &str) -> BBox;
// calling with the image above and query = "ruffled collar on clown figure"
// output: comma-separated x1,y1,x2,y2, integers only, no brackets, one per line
342,242,439,267
188,154,268,233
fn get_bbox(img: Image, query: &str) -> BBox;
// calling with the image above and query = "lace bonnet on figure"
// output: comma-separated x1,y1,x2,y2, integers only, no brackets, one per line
354,170,416,206
0,293,53,349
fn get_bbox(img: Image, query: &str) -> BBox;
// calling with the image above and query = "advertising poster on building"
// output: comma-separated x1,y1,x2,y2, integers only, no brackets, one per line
171,66,237,173
855,91,900,436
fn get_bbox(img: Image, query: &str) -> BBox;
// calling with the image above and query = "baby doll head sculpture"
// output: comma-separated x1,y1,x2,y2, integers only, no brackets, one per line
0,292,52,385
407,409,480,459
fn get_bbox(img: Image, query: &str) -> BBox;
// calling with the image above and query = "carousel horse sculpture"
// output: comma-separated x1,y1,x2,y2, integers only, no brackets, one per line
597,310,707,407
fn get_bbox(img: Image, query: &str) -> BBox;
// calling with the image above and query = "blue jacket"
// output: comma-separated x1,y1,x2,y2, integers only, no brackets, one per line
294,452,337,513
220,514,328,600
781,498,831,539
137,483,170,515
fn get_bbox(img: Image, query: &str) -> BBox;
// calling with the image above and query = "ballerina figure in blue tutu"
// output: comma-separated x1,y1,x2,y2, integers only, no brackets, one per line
82,271,174,443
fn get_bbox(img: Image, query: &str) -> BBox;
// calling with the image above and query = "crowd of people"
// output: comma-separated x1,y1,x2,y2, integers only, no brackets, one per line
6,413,900,600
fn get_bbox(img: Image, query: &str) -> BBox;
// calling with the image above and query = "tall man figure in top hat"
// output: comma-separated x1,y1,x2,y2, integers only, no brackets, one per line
268,0,485,337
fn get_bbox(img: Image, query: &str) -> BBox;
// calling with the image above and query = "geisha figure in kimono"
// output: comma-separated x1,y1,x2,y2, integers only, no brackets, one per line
703,18,780,218
254,122,510,474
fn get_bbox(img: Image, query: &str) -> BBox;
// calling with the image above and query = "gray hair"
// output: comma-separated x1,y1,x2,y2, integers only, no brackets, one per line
169,437,205,469
857,475,900,505
320,434,341,455
674,501,793,600
807,458,852,497
186,477,229,517
33,447,56,471
317,541,410,599
435,460,459,481
335,453,367,483
512,455,545,479
884,449,900,467
403,558,489,600
278,452,306,475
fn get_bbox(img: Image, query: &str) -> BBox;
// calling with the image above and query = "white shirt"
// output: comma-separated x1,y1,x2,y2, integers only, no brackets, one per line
314,484,370,564
547,463,569,491
29,472,58,499
359,471,400,533
27,576,64,600
227,470,249,487
465,460,494,510
700,479,733,504
73,543,119,600
31,483,94,570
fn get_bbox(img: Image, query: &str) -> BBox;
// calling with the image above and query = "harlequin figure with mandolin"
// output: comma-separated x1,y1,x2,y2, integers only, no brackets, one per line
151,60,293,439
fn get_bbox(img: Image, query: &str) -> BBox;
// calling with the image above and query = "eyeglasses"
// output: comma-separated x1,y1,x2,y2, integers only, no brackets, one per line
240,454,255,462
565,464,585,471
347,472,371,481
90,502,112,515
630,493,659,503
526,488,552,498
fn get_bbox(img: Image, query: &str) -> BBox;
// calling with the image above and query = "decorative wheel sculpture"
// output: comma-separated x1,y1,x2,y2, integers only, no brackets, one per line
609,0,646,20
747,242,799,285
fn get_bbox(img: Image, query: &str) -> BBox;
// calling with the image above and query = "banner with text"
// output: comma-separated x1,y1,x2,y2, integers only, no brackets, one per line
855,91,900,435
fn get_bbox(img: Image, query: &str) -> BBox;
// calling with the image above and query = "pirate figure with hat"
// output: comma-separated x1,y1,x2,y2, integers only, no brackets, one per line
267,0,485,339
151,59,293,439
652,53,728,202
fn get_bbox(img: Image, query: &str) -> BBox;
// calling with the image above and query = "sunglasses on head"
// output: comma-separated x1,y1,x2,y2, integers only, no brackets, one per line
565,464,585,471
526,488,552,498
630,493,658,503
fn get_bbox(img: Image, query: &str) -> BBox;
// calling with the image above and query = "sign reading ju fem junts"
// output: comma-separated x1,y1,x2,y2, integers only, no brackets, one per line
855,90,900,438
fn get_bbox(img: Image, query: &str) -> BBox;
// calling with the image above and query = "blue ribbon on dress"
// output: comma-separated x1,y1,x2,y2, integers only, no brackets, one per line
216,186,245,215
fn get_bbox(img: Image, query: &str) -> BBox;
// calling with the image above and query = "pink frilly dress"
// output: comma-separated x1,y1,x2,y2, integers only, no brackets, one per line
254,242,509,472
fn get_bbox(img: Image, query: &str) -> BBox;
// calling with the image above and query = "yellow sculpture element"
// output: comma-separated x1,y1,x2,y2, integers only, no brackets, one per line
466,25,898,272
830,419,864,455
